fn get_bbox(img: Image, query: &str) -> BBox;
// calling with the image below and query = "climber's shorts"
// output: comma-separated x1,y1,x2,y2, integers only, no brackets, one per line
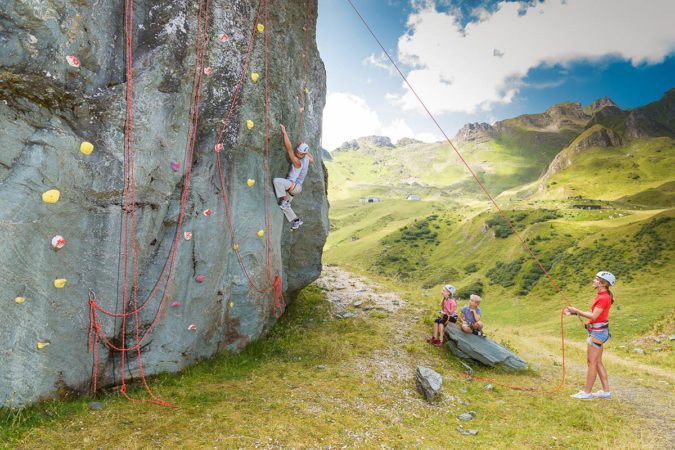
435,314,457,325
587,328,610,348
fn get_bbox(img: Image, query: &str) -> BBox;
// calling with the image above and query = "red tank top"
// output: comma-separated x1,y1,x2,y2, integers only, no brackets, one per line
589,290,612,324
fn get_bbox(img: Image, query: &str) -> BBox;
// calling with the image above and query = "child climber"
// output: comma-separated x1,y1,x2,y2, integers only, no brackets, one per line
565,270,616,400
273,124,314,230
428,285,458,347
460,294,484,337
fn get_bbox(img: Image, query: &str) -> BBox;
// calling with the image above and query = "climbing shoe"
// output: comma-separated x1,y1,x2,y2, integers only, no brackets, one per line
570,391,594,400
434,340,443,347
291,218,303,230
279,199,291,210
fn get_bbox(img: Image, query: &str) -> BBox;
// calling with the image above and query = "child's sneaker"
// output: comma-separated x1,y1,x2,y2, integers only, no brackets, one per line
570,390,594,400
291,218,303,230
434,340,443,347
426,336,435,344
592,390,612,399
279,199,291,210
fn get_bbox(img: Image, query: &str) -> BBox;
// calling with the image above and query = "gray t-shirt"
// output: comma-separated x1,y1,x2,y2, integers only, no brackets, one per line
461,305,482,325
287,155,309,185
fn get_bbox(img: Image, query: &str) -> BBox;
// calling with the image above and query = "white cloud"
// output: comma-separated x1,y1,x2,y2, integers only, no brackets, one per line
322,92,438,149
393,0,675,114
363,52,397,77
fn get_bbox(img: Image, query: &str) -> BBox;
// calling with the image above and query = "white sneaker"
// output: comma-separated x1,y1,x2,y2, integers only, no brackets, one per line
570,391,594,400
291,218,303,230
279,200,291,210
592,390,612,399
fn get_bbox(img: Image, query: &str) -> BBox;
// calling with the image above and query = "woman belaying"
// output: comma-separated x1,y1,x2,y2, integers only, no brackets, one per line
274,124,314,230
428,284,458,347
565,271,616,400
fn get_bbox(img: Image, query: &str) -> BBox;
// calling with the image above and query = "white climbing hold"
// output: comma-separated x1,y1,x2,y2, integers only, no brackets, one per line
246,120,254,130
188,324,197,332
42,189,61,204
247,179,255,187
15,296,25,304
51,235,66,249
80,141,94,155
251,72,259,83
203,209,212,217
183,231,192,241
66,55,80,67
257,23,264,33
215,143,223,153
53,278,67,289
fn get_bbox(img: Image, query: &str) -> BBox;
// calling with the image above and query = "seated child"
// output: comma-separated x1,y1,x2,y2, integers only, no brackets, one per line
460,294,484,337
428,284,458,347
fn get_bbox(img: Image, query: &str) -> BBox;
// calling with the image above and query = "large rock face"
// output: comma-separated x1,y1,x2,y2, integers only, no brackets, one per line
444,326,528,371
0,0,327,406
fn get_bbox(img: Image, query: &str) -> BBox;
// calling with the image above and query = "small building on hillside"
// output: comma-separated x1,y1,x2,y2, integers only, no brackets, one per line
572,204,602,210
407,195,421,201
360,196,381,204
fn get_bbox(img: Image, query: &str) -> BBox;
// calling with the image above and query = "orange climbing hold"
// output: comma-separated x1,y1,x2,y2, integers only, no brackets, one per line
53,278,67,289
80,141,94,155
42,189,60,204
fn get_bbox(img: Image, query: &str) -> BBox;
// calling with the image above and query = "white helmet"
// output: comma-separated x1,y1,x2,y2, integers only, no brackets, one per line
296,143,310,154
443,284,456,295
595,271,616,286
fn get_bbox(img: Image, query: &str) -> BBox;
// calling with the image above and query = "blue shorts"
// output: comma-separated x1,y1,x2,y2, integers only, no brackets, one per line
587,328,610,348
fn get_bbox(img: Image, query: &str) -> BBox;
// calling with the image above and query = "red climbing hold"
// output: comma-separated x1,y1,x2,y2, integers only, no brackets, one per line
215,143,223,153
188,324,197,332
170,160,180,172
66,55,80,67
219,33,228,42
196,275,204,283
203,209,212,216
171,301,181,308
204,66,213,75
183,231,192,241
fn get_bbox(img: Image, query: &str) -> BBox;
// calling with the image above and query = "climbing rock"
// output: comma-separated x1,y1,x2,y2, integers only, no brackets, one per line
444,326,528,371
415,366,442,402
0,0,327,407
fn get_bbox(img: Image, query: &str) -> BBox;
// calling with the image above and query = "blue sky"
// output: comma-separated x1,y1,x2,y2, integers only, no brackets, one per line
316,0,675,149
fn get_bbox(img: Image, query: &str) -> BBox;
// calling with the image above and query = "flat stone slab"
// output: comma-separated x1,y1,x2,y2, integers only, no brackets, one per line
444,326,528,371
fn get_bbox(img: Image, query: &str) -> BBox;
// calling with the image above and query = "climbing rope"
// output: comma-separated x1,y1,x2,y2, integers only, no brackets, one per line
345,0,580,394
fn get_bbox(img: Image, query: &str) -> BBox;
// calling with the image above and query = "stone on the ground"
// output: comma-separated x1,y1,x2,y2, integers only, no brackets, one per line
416,366,442,402
88,402,105,411
337,311,357,319
634,348,645,354
458,411,476,421
457,425,479,436
444,326,528,370
353,300,364,307
485,384,494,390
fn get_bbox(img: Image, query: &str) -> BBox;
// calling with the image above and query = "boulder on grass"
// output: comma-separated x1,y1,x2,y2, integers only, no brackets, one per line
416,366,442,402
444,326,528,371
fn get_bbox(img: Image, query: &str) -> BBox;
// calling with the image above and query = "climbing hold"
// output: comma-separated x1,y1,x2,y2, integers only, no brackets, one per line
204,66,213,75
233,243,239,251
170,160,180,172
215,143,223,153
37,340,50,349
246,120,254,130
183,231,193,241
66,55,80,67
51,235,66,249
171,301,181,308
15,296,25,304
196,275,204,283
219,33,228,42
299,106,305,113
42,189,61,204
251,72,259,83
53,278,67,289
305,88,309,94
247,179,255,187
257,230,264,238
80,141,94,155
188,324,197,332
228,301,234,309
203,209,212,217
257,23,264,33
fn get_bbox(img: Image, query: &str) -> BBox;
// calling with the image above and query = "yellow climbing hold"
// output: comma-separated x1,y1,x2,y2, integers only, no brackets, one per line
80,141,94,155
53,278,67,289
257,230,264,238
246,120,254,130
247,179,255,187
251,72,259,83
37,341,50,349
15,296,25,304
229,301,234,309
42,189,60,204
257,23,264,33
233,244,239,251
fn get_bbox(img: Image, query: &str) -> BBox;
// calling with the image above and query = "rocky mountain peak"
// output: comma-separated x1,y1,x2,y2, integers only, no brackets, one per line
587,96,618,112
335,135,394,151
454,122,495,144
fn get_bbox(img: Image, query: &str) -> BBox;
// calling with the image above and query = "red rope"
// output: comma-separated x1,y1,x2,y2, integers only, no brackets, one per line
294,0,312,146
345,0,579,393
